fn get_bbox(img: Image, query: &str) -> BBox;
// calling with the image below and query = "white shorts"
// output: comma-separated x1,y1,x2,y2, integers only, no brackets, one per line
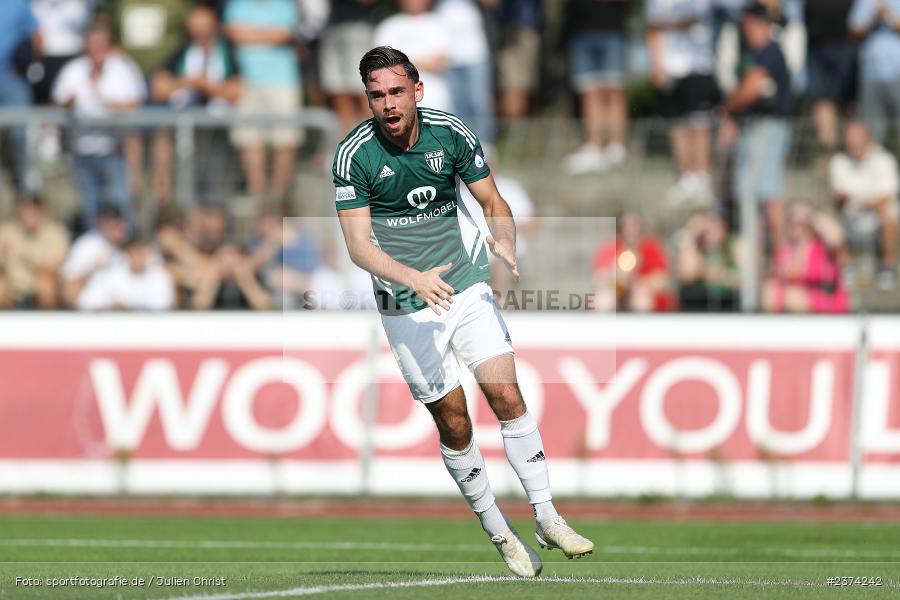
381,282,514,403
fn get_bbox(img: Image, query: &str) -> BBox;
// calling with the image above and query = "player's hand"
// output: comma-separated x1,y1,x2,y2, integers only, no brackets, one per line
410,262,455,315
486,236,520,282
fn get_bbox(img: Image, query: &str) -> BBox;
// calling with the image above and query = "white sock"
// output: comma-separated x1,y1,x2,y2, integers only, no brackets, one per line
500,410,553,506
476,503,508,537
440,439,507,536
533,500,559,524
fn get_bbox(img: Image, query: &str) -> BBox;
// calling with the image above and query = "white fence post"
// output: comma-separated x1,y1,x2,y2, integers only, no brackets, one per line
849,315,869,500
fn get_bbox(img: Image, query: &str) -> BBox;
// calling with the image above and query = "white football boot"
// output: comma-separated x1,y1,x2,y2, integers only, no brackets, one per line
491,526,543,577
535,516,594,559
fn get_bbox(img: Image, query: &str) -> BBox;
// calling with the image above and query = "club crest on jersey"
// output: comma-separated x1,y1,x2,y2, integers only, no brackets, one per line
424,150,444,172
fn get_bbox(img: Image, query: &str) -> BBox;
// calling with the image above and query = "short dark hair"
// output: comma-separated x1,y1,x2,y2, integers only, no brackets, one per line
97,203,123,221
359,46,420,86
15,193,43,207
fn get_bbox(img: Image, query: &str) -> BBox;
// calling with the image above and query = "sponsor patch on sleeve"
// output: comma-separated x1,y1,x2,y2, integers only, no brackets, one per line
474,148,486,170
335,186,357,203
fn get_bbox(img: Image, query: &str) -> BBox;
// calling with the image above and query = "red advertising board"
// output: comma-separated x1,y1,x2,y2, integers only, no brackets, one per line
0,314,896,498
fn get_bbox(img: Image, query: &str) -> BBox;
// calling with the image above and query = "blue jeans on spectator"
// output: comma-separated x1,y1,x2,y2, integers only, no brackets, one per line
446,60,496,145
73,153,132,228
569,29,625,91
0,74,32,189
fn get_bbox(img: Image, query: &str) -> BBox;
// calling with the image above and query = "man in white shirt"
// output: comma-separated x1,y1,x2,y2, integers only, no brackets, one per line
76,234,174,311
61,204,127,307
52,24,145,229
30,0,98,104
373,0,452,111
830,121,899,288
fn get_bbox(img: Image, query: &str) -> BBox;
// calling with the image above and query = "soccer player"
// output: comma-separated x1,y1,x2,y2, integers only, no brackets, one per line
332,46,594,577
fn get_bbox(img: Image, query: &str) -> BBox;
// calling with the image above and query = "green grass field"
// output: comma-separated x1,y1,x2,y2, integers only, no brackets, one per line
1,512,899,599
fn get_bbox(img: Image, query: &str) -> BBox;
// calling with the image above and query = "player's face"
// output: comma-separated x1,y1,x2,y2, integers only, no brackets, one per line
365,67,424,142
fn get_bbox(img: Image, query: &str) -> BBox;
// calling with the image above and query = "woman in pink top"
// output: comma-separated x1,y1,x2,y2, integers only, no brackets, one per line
763,203,850,313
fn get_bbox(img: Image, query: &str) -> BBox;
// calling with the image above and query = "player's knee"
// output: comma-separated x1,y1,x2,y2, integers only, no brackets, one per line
439,412,472,448
488,386,526,421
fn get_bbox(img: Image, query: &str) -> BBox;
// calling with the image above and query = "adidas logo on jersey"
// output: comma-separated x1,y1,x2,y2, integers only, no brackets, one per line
379,165,395,178
526,451,546,463
460,467,481,482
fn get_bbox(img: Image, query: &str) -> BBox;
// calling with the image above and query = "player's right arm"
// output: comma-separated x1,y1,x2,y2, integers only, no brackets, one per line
337,206,455,315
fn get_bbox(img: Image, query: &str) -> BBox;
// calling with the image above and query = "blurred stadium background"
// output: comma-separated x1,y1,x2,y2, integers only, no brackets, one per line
1,0,900,597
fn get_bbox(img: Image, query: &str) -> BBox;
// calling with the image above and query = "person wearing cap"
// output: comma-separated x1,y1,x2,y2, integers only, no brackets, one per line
723,2,793,251
0,195,70,309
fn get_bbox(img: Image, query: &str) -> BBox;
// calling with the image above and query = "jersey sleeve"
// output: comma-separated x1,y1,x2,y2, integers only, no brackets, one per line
332,146,372,211
452,125,491,185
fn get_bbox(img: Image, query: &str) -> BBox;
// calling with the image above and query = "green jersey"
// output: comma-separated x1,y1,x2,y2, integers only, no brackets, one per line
333,108,492,315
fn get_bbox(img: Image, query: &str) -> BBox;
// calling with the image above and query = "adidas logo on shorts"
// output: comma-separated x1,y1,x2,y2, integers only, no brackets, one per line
460,467,481,482
526,451,546,463
379,165,395,178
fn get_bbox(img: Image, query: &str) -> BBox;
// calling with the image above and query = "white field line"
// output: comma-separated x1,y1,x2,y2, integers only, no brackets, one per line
0,539,485,553
161,574,847,600
4,538,900,560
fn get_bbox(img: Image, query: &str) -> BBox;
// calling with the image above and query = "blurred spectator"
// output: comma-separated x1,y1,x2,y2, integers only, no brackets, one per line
592,212,675,312
60,203,128,307
52,24,145,229
308,243,379,310
646,0,719,205
76,233,174,310
0,0,40,191
829,121,899,289
849,0,900,143
154,205,208,308
30,0,98,105
373,0,452,111
0,195,70,309
192,242,273,309
437,0,495,144
108,0,191,202
675,211,742,311
763,203,850,313
108,0,190,76
152,4,243,204
305,241,345,310
563,0,629,175
248,212,320,308
496,0,541,121
804,0,857,152
225,0,301,202
319,0,379,134
717,0,807,95
181,202,271,309
723,3,792,250
187,202,230,254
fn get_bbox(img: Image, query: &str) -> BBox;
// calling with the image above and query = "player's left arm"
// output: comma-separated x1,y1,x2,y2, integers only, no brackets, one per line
466,175,520,281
